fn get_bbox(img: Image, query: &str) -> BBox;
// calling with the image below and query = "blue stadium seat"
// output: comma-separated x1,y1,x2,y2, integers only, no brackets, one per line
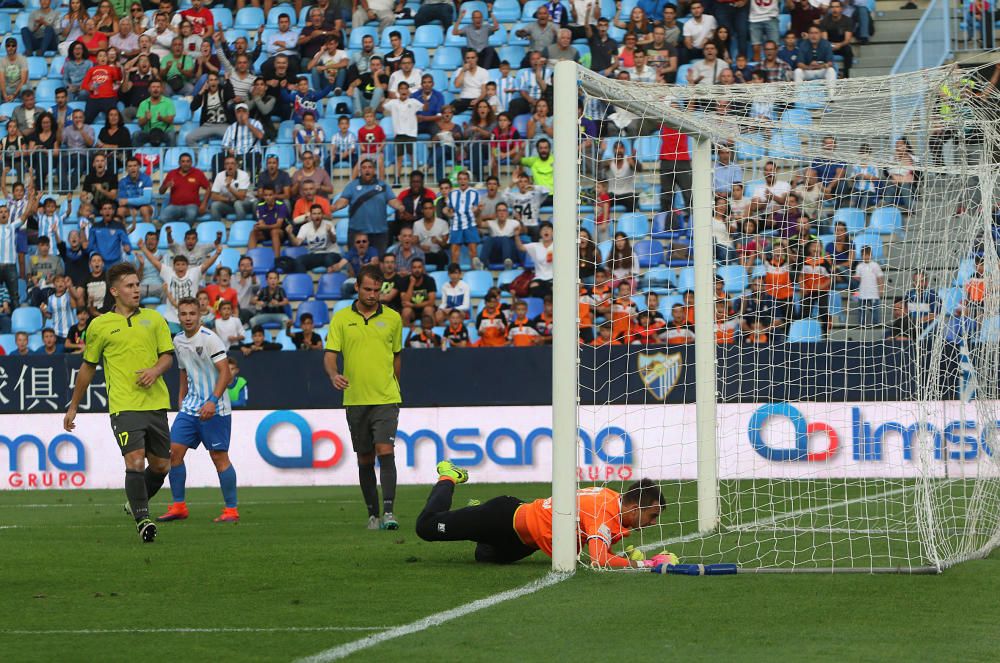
523,297,544,319
464,270,494,298
47,56,65,79
521,0,545,20
12,307,43,334
349,26,379,48
497,45,525,66
718,264,749,294
173,99,192,125
444,27,467,48
853,232,883,261
296,300,330,327
780,107,813,128
380,26,412,48
27,56,47,80
266,145,296,169
977,316,1000,344
496,269,521,289
159,221,190,245
767,130,801,161
635,135,661,163
429,270,449,292
0,333,14,354
616,213,649,240
953,257,977,286
488,24,508,47
333,299,354,313
431,47,462,71
412,25,445,48
128,222,156,248
676,63,691,86
227,220,255,248
507,22,530,46
234,6,265,29
34,78,60,103
493,0,521,21
265,6,296,27
282,273,314,301
633,239,663,268
246,247,275,274
282,246,308,265
795,82,826,110
833,207,866,234
868,206,903,234
211,7,233,28
676,267,696,292
938,287,964,315
208,248,241,276
316,272,348,300
787,319,823,342
642,266,677,289
736,136,767,162
197,146,223,171
657,294,685,318
462,1,490,21
410,47,430,69
196,220,227,245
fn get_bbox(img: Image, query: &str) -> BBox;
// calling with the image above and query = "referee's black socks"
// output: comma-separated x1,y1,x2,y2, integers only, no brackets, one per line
379,454,397,515
125,470,150,522
144,467,167,500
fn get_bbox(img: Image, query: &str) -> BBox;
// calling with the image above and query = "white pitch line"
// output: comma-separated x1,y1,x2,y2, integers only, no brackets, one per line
0,499,358,509
637,485,913,552
296,572,570,663
0,626,386,636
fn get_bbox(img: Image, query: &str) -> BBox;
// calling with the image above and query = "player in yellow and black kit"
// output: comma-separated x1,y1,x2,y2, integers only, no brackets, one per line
64,262,175,543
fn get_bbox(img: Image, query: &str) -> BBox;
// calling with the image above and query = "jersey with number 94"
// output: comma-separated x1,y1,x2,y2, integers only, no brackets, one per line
174,328,232,417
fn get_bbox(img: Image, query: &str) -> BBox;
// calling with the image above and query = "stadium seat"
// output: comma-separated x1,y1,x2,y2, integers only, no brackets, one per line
676,267,696,292
496,269,521,289
493,0,521,21
12,307,43,334
266,6,296,27
780,108,813,128
601,136,631,160
431,47,462,71
316,272,348,300
767,130,801,161
27,56,47,80
34,78,60,103
616,213,650,240
735,135,767,162
159,222,190,245
282,273,314,301
464,270,494,298
347,25,377,49
208,248,241,276
128,222,156,248
633,239,664,268
380,26,412,49
47,56,65,79
333,300,354,313
675,63,690,86
211,7,233,28
787,319,823,343
0,333,14,354
521,0,545,20
938,287,964,315
497,45,525,66
296,300,330,327
868,206,904,234
227,220,255,248
196,221,227,245
246,247,275,274
234,6,265,29
853,232,884,261
596,239,613,263
409,47,430,70
507,22,530,45
172,99,192,125
977,316,1000,344
412,25,445,48
642,266,677,289
718,264,749,294
833,207,867,235
266,145,296,169
657,294,685,318
429,270,449,292
635,135,661,163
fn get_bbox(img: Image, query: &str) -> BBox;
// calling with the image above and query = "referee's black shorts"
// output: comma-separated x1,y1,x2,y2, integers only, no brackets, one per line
109,410,171,458
345,404,400,454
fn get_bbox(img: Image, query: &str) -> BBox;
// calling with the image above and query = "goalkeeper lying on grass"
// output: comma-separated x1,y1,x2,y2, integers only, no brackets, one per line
416,462,675,568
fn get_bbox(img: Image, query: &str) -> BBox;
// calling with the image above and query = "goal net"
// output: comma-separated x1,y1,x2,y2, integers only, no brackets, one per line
553,61,1000,573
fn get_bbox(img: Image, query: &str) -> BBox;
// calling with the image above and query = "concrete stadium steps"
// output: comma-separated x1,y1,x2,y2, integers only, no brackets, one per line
852,2,929,78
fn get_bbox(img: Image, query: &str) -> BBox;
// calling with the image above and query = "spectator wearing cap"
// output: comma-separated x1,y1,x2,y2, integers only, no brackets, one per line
222,102,264,178
0,39,27,104
186,71,235,146
159,151,211,223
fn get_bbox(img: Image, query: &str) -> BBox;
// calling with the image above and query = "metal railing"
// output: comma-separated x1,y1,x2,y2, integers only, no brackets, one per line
950,0,995,53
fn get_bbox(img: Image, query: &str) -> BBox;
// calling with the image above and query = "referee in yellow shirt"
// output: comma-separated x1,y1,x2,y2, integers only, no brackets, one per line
64,262,175,543
324,264,403,531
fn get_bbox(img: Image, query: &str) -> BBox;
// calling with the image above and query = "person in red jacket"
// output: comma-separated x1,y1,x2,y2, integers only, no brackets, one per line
658,124,692,219
81,48,122,124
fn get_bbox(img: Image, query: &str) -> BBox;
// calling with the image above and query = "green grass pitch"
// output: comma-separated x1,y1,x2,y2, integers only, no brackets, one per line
3,484,1000,662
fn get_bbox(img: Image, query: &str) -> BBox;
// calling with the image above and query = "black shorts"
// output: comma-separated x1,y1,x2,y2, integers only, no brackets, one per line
109,410,171,459
345,404,400,454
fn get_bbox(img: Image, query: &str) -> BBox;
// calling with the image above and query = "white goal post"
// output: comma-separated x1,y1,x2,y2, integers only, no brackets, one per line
550,59,1000,574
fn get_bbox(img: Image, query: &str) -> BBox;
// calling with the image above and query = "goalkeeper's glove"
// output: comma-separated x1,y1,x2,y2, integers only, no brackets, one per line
625,545,645,562
646,551,680,569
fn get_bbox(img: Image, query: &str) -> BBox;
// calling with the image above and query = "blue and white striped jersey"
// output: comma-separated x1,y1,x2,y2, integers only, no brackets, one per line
447,187,480,232
174,327,232,417
0,217,25,265
37,212,64,255
46,290,74,337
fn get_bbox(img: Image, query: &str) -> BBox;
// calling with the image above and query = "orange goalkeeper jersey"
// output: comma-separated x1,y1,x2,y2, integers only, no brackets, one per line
514,487,632,567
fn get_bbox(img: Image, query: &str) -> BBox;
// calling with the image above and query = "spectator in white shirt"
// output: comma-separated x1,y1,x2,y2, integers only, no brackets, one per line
387,54,422,99
352,0,403,32
413,199,450,269
452,50,490,114
682,0,717,60
750,160,791,217
627,48,657,83
209,155,255,220
380,81,424,183
214,299,245,349
438,262,472,324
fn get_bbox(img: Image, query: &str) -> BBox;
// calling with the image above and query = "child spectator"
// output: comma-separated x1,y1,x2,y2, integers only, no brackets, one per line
744,321,770,345
205,266,241,319
226,356,249,406
405,314,443,348
380,81,423,183
737,219,767,270
250,270,291,329
799,239,833,331
715,300,739,344
905,269,940,327
234,255,258,325
825,221,854,289
644,292,667,327
729,182,751,221
41,274,77,340
240,324,282,355
610,280,638,341
490,112,522,178
214,299,245,350
445,170,482,269
293,312,324,350
330,115,358,169
34,328,63,355
850,143,880,209
627,310,662,345
63,307,90,353
764,244,794,320
197,290,216,327
439,262,471,323
605,232,638,288
443,309,471,347
591,320,620,346
26,236,65,306
0,203,26,307
475,292,509,347
965,256,987,315
682,290,696,325
531,295,554,344
354,106,386,179
594,181,612,243
293,111,326,161
853,245,884,326
507,299,541,347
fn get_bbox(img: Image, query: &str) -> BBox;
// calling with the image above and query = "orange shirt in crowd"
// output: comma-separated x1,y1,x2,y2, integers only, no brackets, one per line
800,256,831,293
765,258,794,300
